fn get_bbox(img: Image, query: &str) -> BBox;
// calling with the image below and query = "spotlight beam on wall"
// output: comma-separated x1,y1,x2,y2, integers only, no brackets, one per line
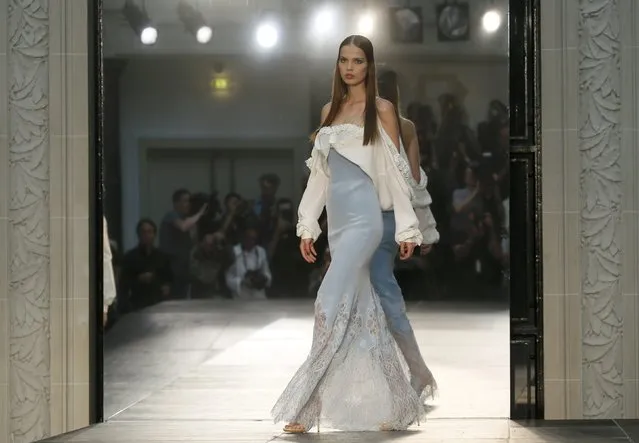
123,0,157,45
177,0,212,44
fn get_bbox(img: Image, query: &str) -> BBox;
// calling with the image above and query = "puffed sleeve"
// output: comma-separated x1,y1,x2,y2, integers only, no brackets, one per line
377,136,423,245
408,167,440,245
415,206,440,245
395,140,440,244
296,139,328,241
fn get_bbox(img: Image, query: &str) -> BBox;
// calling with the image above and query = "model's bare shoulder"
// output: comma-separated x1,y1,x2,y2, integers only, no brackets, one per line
375,97,394,114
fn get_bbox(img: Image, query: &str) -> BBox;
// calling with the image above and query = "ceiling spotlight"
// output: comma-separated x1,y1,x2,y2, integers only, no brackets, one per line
357,11,376,36
178,1,212,44
140,27,158,45
482,9,502,33
312,6,337,37
256,21,279,49
123,0,157,45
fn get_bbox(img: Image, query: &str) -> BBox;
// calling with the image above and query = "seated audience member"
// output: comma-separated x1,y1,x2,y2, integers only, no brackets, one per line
119,218,172,311
190,230,232,298
225,226,272,300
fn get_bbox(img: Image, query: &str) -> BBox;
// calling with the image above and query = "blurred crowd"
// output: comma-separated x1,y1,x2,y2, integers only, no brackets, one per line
402,96,510,299
105,95,510,323
107,173,309,319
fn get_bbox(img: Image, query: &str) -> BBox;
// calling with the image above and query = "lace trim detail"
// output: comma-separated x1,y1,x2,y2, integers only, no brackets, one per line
390,151,437,209
316,124,364,154
318,123,364,138
380,130,436,209
271,290,426,431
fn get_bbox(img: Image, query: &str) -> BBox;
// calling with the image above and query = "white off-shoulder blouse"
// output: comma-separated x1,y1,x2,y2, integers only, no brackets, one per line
297,122,425,245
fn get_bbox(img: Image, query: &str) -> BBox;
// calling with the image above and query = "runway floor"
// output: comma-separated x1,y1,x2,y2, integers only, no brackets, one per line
42,299,639,442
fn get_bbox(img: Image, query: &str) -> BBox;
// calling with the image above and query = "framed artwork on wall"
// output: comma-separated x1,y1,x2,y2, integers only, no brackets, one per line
436,2,470,42
388,7,424,43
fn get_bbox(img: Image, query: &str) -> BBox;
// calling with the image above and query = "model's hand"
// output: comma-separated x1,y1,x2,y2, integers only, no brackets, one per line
299,238,317,263
399,242,416,260
420,244,433,256
103,311,108,327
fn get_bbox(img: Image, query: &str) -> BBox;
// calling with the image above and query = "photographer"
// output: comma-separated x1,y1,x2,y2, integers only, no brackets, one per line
189,230,232,299
225,226,272,300
220,192,251,245
191,192,222,240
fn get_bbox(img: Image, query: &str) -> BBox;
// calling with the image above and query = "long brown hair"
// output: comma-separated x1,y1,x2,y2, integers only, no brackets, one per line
377,70,405,147
316,35,379,145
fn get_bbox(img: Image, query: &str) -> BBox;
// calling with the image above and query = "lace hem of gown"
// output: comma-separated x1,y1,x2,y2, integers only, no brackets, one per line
271,293,426,431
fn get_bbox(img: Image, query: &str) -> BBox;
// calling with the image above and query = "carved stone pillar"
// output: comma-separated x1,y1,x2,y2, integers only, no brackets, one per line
578,0,624,419
0,0,92,442
0,0,8,435
5,1,52,442
542,0,639,419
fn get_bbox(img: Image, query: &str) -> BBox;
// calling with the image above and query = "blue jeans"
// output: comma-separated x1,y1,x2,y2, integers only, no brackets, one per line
371,211,431,386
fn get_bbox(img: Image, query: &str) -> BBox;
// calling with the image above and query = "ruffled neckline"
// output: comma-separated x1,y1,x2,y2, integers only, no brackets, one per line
318,123,364,135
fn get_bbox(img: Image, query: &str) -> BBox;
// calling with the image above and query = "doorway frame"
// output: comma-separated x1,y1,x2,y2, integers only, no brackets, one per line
87,0,543,424
508,0,543,420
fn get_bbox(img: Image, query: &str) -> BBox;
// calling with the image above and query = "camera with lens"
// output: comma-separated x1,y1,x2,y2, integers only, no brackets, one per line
245,270,268,290
191,192,221,217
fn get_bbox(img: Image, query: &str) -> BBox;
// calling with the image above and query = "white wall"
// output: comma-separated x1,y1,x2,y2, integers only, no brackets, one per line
119,56,312,248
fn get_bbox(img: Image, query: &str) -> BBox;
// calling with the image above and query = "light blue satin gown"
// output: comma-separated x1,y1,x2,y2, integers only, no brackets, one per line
271,123,425,431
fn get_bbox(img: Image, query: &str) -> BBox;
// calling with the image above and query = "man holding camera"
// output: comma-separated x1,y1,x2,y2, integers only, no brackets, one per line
225,226,272,300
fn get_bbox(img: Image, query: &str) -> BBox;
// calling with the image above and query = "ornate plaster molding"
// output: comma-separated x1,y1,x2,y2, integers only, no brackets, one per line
7,0,51,441
578,0,624,418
